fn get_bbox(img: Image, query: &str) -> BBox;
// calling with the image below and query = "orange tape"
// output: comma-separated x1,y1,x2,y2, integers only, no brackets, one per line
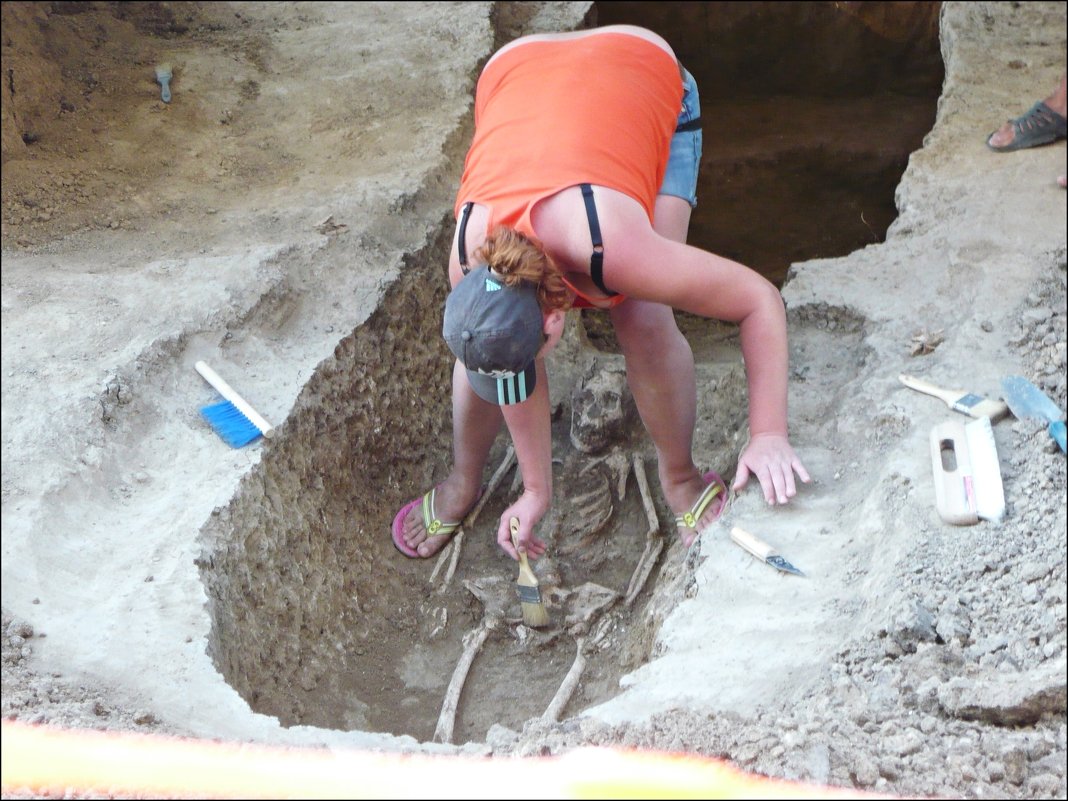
2,720,891,799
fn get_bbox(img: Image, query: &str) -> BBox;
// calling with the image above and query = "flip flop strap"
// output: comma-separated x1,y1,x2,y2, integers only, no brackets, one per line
1013,101,1067,136
675,481,724,529
421,488,461,537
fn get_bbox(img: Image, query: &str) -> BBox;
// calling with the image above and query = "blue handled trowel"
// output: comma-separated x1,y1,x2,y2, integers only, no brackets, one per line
155,63,172,103
1001,375,1067,452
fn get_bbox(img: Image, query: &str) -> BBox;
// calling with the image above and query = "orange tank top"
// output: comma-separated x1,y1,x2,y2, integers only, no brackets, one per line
454,33,683,238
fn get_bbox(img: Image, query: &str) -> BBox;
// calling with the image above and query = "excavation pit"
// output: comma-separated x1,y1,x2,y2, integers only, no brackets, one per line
194,218,750,743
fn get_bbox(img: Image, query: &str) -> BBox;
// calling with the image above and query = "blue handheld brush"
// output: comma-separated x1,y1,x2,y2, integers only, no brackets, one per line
195,361,274,447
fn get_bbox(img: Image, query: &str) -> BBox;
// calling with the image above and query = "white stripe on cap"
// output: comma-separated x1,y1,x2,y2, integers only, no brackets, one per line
496,371,529,405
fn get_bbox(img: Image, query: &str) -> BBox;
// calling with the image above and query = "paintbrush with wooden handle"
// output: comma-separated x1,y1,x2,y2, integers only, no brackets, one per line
509,517,549,627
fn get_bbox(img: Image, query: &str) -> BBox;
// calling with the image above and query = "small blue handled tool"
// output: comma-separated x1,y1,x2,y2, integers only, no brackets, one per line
1001,375,1067,453
155,63,172,103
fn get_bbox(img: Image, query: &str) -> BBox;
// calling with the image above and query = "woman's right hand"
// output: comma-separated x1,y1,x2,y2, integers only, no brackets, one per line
497,490,549,560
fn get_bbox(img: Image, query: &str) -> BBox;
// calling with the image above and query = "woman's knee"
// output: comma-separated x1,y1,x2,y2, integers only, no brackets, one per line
612,301,685,353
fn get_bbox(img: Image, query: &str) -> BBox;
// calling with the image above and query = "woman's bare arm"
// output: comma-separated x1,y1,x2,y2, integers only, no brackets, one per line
496,358,553,557
596,190,810,502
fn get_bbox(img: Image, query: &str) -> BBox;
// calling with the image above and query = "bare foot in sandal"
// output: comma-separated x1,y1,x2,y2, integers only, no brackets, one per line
392,479,482,558
664,468,728,548
987,75,1067,151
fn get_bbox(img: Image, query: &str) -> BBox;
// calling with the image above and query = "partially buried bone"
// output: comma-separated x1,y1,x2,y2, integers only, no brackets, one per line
563,582,619,635
462,576,514,622
624,453,665,607
570,361,636,454
543,636,587,722
558,467,613,554
433,579,507,744
430,446,517,589
433,621,492,744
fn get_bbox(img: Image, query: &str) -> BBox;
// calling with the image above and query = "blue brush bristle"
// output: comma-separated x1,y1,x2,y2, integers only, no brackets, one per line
200,400,263,448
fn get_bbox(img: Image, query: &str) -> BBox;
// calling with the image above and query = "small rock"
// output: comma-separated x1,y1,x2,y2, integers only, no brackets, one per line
878,757,902,781
852,755,879,787
886,730,924,757
938,657,1068,725
936,612,969,644
1001,747,1028,786
484,723,519,751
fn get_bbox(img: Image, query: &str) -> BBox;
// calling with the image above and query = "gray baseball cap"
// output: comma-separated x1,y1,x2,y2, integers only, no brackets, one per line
443,266,543,405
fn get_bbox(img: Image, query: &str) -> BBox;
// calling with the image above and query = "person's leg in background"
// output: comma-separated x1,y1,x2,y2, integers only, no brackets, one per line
987,74,1066,151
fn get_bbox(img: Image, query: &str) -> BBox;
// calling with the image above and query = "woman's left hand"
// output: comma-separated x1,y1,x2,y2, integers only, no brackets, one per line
732,432,811,505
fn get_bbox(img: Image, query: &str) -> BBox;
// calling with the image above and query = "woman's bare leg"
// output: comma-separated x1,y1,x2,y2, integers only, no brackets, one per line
399,360,501,557
611,194,722,544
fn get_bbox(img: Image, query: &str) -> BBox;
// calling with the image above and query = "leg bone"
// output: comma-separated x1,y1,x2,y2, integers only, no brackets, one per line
624,453,664,606
433,620,493,744
542,637,587,722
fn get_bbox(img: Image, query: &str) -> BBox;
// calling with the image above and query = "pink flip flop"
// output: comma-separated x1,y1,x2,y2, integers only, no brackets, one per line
391,485,482,559
391,495,426,558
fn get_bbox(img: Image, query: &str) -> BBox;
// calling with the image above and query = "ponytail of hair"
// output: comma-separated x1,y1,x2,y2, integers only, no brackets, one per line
475,226,570,311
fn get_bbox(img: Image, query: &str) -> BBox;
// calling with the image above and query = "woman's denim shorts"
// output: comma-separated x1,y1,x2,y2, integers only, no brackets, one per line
659,67,702,208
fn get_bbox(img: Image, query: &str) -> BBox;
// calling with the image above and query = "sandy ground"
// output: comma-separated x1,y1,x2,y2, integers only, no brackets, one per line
2,1,1066,798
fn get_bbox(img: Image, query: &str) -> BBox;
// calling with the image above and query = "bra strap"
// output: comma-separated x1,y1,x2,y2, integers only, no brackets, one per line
457,201,474,274
580,184,616,296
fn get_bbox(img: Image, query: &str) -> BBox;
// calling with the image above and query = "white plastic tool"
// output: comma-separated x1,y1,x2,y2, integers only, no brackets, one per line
965,416,1004,521
929,416,1004,525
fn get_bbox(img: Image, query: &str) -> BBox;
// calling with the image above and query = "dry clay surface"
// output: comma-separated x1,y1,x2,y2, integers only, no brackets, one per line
2,2,1067,799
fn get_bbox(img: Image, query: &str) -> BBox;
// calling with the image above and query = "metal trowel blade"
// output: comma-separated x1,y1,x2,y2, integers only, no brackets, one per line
767,555,805,577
